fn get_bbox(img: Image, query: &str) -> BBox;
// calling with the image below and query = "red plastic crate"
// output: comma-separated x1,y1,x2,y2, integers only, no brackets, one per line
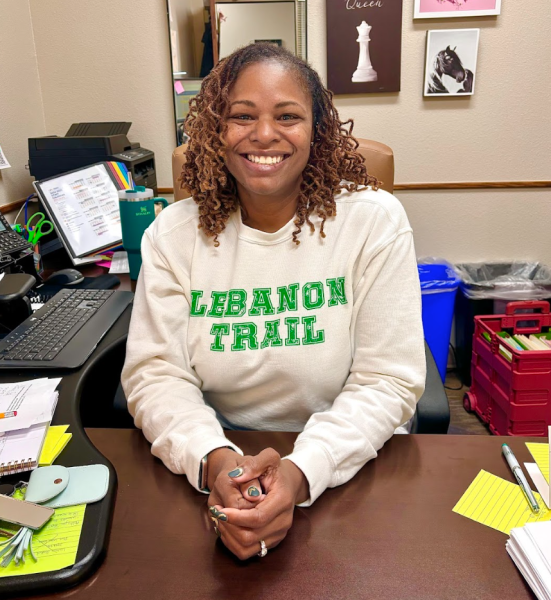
464,301,551,436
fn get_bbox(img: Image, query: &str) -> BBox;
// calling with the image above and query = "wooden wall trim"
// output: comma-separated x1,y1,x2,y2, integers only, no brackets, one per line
0,198,26,214
159,181,551,196
4,181,547,215
394,181,551,191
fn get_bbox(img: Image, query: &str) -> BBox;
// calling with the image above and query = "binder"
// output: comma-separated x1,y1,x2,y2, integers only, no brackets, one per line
0,378,60,476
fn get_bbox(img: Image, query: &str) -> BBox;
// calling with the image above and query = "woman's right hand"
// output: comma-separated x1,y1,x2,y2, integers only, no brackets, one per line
207,448,264,512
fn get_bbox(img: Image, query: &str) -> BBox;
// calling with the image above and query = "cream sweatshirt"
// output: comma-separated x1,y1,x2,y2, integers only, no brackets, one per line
121,186,426,506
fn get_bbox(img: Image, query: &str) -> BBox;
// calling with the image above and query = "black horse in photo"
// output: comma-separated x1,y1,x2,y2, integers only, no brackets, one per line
427,46,474,94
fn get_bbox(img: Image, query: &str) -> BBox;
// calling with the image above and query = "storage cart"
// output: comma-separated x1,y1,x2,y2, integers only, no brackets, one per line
464,301,551,436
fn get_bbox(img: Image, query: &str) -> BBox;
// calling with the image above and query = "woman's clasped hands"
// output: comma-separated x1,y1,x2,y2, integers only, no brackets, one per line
207,447,309,560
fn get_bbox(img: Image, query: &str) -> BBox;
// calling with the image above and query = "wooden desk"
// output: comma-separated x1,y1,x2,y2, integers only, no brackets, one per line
30,431,534,600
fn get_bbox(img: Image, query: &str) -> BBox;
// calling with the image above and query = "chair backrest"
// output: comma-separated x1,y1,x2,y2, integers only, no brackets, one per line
171,138,394,200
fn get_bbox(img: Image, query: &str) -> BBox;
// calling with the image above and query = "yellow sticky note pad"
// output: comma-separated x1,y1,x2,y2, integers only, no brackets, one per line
39,426,72,466
526,443,550,484
453,469,551,535
0,504,86,577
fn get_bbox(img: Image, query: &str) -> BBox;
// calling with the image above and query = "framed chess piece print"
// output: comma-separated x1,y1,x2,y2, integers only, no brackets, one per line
326,0,403,95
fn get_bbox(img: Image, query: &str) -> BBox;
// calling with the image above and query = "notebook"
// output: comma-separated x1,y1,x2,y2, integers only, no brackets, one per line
0,377,61,476
0,423,50,475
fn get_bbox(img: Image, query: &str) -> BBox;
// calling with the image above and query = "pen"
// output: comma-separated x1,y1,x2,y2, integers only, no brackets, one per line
0,411,17,419
502,443,540,513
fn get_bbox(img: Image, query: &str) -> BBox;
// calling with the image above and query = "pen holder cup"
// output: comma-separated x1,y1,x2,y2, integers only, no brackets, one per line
118,188,168,280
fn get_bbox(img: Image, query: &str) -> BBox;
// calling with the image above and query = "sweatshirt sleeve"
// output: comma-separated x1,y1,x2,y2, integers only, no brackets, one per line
121,229,242,492
285,227,426,506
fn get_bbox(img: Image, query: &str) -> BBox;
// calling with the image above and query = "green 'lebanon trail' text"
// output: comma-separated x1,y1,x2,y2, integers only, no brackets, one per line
189,278,347,352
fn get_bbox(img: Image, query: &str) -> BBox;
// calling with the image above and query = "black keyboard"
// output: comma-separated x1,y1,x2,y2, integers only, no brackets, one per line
0,288,133,369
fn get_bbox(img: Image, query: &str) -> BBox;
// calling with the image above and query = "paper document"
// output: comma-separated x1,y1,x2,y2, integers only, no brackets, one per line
0,145,11,170
0,378,61,433
72,254,108,266
453,469,551,535
525,427,551,509
109,250,129,274
527,442,550,483
0,504,86,578
507,521,551,600
39,425,71,466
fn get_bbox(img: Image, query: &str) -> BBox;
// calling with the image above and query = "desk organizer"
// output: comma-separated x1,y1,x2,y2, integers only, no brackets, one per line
464,301,551,436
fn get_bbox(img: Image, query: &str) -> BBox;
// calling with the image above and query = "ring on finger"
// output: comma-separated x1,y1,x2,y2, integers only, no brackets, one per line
257,539,268,558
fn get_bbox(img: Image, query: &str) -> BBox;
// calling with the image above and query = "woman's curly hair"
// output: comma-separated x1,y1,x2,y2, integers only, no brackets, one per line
180,43,379,246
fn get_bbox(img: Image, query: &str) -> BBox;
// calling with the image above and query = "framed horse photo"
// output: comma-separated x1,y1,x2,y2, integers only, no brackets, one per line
423,29,480,97
414,0,501,19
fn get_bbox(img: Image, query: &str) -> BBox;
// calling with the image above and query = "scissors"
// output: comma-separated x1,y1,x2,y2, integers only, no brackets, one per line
26,212,54,245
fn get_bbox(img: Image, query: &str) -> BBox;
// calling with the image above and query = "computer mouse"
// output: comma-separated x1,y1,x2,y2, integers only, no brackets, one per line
45,268,85,286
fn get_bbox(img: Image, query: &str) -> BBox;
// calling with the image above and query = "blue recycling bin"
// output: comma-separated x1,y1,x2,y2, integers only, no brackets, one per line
418,263,460,382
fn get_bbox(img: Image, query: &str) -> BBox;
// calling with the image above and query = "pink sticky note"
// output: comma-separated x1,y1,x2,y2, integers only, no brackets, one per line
174,81,185,95
96,260,112,269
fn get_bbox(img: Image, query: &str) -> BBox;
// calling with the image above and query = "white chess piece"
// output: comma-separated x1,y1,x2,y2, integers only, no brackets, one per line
352,21,378,83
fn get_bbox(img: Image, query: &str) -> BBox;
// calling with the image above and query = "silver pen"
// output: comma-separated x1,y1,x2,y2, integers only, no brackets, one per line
502,443,540,513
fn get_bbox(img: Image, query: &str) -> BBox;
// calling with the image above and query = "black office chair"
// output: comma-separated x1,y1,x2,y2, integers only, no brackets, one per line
410,342,450,433
91,336,449,433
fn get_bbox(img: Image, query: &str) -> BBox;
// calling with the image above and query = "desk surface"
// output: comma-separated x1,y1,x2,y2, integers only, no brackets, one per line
27,431,534,600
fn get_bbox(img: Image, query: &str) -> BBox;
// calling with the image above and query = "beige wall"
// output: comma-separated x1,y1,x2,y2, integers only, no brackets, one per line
217,2,296,58
28,0,176,190
308,0,551,263
0,0,46,207
1,0,549,265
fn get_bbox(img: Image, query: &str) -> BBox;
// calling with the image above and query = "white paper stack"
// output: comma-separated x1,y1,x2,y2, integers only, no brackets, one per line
0,378,60,433
108,251,129,274
0,378,61,476
525,426,551,510
507,521,551,600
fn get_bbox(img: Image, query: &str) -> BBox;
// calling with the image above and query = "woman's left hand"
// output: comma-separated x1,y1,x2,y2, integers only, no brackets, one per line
212,448,309,560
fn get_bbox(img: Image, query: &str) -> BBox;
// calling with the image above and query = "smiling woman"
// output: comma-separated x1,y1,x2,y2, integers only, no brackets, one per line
180,43,379,245
122,42,426,562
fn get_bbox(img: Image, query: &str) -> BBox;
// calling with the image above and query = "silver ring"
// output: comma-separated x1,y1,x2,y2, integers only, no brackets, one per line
257,539,268,558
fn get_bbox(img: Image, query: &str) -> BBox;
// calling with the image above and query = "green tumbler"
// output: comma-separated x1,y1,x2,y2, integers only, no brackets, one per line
118,186,168,280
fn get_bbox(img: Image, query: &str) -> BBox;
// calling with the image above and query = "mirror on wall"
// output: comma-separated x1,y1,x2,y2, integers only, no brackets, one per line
166,0,307,146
